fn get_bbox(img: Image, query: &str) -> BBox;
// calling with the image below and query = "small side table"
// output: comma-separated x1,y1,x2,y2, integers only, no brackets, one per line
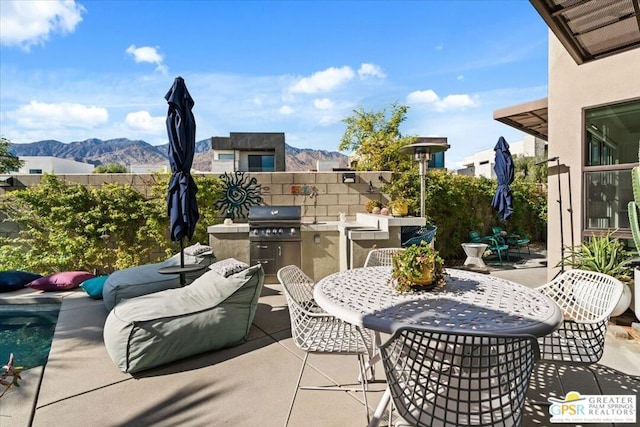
158,264,206,287
461,243,488,268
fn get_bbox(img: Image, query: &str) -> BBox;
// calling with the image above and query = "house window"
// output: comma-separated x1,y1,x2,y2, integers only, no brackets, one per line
584,99,640,234
429,152,445,168
29,169,43,174
248,155,275,172
218,153,234,160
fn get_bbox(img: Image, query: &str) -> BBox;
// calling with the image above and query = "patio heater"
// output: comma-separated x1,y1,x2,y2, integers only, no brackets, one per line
399,137,449,218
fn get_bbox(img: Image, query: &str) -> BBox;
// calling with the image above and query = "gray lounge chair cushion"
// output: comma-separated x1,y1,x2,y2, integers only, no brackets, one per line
209,258,249,277
103,264,264,374
102,252,214,311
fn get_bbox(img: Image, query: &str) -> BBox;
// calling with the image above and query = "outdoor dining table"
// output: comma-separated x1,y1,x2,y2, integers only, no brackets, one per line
313,266,563,427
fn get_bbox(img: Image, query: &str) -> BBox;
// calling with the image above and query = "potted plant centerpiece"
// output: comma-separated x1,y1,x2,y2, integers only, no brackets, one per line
392,241,446,293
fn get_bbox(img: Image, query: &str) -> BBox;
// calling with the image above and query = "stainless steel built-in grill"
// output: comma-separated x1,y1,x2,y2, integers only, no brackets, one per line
249,206,302,281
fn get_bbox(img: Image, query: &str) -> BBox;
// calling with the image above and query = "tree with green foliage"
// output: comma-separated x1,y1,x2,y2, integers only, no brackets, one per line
0,173,224,274
339,102,416,173
513,156,548,184
0,137,23,173
94,163,127,173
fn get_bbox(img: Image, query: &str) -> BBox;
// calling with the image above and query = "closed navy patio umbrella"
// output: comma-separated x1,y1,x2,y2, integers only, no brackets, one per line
165,76,199,269
491,136,514,221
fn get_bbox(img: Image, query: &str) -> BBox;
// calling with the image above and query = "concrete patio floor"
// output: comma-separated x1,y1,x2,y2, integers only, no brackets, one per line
2,256,639,427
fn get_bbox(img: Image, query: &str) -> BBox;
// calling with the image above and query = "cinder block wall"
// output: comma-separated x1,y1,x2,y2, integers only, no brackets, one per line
0,171,393,236
251,171,391,223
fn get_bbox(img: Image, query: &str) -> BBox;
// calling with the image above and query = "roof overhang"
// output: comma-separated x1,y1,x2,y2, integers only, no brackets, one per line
529,0,640,65
493,98,549,140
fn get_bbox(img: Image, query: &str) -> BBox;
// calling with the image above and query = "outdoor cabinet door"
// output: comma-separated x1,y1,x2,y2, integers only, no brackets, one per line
277,242,301,272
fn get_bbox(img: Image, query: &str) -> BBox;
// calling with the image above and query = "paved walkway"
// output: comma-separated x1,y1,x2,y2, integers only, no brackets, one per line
2,253,639,427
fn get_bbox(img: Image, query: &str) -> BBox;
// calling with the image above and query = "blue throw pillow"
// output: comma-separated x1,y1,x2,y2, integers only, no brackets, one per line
0,270,43,292
80,275,109,299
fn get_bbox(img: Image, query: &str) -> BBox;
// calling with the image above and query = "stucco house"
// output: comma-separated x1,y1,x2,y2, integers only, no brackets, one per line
495,0,640,279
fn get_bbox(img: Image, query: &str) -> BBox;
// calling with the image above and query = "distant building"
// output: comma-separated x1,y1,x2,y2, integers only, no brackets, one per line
457,134,547,178
316,160,343,171
129,164,169,174
210,132,286,173
9,156,95,174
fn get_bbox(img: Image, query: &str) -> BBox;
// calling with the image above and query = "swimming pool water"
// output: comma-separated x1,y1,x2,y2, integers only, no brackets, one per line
0,304,60,370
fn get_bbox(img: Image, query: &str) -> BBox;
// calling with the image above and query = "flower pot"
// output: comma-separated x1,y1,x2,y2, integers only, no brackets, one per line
409,263,435,286
633,267,640,316
390,200,408,217
611,282,632,317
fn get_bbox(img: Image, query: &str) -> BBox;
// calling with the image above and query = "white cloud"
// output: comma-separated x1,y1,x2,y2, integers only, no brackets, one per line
7,101,108,129
125,45,168,74
358,63,386,79
457,75,464,81
435,43,444,51
314,98,334,110
123,110,165,133
407,89,439,104
289,66,354,94
0,0,85,50
407,89,479,112
280,105,294,115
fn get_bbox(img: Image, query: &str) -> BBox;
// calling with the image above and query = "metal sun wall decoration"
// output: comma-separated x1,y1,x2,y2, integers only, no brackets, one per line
215,171,263,219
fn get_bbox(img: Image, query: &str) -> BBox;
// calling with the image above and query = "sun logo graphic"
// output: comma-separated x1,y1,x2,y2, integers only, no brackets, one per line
548,391,636,423
549,391,586,419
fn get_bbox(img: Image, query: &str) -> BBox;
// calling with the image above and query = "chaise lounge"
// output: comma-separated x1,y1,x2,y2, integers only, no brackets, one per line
103,263,264,373
102,251,215,311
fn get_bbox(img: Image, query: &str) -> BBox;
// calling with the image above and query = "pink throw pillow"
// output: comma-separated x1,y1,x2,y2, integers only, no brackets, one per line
28,271,96,291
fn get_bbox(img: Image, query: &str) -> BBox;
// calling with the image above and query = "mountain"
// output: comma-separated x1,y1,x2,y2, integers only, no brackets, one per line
8,138,348,171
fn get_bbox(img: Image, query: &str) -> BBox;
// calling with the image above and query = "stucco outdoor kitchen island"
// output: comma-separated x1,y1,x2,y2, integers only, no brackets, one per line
208,213,425,282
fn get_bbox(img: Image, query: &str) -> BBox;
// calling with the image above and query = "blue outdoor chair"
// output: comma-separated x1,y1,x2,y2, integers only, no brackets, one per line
469,230,509,265
402,225,437,248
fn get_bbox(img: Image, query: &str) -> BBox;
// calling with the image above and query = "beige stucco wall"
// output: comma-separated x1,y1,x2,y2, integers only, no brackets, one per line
0,171,393,227
546,32,640,279
301,230,340,281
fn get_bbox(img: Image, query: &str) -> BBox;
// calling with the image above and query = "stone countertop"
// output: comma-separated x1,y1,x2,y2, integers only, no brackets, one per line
207,223,249,234
208,214,425,239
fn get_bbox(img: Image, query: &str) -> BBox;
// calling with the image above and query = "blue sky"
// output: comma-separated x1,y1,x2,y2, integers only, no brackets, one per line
0,0,549,168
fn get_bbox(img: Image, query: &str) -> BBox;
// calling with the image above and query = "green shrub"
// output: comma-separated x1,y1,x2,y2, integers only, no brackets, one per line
0,173,224,275
387,169,547,262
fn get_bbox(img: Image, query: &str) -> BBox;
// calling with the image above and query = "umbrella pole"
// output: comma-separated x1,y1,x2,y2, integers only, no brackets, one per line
556,157,565,273
179,238,185,287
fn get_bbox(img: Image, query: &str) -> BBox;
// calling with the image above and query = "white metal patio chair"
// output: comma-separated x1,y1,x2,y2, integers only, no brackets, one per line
277,265,374,426
379,327,539,427
364,248,404,267
535,269,624,364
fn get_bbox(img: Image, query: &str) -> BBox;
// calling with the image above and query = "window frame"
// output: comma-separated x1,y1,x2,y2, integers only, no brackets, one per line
581,97,640,240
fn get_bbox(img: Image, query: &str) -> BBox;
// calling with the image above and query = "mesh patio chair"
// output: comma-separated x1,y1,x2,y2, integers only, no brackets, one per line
364,248,405,267
535,269,624,364
469,230,510,265
491,226,530,256
277,265,374,426
379,327,539,427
